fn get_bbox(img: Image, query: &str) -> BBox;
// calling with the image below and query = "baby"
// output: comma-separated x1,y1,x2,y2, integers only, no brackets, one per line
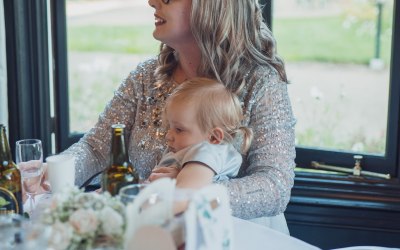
148,77,253,190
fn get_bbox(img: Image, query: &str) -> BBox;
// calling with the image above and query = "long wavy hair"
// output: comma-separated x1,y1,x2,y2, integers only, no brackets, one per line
154,0,287,93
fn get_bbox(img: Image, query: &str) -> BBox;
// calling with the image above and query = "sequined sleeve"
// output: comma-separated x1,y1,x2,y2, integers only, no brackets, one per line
62,65,142,187
217,69,296,219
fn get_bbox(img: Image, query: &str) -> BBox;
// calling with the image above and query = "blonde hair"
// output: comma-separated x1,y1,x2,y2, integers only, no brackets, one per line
164,77,253,154
155,0,287,92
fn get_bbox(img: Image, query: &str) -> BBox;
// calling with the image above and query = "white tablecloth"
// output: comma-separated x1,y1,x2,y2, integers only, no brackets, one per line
232,217,320,250
333,247,400,250
232,218,400,250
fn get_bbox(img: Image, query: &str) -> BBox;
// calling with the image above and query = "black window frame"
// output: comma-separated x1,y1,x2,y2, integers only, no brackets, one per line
51,0,82,152
4,0,52,158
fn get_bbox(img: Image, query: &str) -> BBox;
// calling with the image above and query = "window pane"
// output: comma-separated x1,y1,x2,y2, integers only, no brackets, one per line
66,0,158,133
273,0,393,155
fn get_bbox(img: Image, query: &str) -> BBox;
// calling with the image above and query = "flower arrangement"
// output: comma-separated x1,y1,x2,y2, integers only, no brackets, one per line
41,186,126,250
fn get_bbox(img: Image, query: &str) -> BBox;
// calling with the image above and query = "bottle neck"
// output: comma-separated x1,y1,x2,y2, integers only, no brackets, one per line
0,125,13,165
111,130,129,166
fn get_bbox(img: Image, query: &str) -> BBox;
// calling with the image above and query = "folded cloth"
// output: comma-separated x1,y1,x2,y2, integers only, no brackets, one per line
124,178,176,249
185,184,233,250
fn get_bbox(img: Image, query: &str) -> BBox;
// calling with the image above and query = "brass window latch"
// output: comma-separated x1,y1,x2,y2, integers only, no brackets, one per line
311,155,391,180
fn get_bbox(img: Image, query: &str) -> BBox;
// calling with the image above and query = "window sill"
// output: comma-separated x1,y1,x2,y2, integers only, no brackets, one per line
291,170,400,212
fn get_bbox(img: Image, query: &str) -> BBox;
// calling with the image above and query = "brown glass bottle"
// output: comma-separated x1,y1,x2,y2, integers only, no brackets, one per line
0,124,23,215
102,124,139,196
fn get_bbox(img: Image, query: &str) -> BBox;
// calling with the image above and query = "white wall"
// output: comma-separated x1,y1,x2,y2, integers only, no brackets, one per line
0,0,8,128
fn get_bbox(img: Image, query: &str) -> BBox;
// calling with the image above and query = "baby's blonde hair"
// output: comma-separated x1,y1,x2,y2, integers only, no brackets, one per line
164,77,253,154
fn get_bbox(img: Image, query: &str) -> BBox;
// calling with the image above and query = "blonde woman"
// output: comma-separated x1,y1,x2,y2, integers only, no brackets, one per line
59,0,296,234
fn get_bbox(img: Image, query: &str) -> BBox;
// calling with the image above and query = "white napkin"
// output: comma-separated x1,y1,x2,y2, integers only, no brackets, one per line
185,184,233,250
124,178,176,250
128,225,176,250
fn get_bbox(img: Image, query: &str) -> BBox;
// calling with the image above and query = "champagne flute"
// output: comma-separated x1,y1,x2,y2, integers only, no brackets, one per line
15,139,43,215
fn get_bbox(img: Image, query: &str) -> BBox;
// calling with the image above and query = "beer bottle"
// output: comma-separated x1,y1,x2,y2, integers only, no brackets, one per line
102,124,139,196
0,124,23,215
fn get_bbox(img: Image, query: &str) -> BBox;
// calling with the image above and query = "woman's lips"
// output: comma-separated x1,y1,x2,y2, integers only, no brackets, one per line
154,14,166,25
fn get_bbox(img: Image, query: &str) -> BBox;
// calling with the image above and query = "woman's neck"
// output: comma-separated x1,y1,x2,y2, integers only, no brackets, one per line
173,47,201,84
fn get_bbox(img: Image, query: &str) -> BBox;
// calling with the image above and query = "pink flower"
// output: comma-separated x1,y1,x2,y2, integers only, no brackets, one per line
69,209,99,235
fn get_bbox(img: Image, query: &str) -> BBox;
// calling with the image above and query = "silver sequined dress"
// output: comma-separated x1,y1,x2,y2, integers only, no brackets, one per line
64,58,296,220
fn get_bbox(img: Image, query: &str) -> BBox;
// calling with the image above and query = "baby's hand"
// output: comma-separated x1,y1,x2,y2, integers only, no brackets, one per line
148,167,180,182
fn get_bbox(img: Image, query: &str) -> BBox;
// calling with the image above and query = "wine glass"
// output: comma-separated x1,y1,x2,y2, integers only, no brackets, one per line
15,139,43,215
119,183,149,205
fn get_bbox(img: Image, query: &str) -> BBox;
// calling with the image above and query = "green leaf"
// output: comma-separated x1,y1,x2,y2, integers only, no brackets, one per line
0,197,10,207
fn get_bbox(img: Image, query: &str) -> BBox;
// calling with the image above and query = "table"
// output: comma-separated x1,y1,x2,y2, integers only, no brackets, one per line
232,219,400,250
232,217,320,250
29,191,399,250
130,215,320,250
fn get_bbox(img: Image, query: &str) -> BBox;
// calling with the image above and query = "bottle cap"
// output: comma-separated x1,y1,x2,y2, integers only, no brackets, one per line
112,124,125,129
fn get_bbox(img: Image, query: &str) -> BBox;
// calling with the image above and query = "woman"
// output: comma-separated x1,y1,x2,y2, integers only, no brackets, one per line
62,0,296,233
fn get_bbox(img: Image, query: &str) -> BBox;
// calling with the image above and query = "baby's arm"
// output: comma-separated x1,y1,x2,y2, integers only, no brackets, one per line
176,162,214,188
173,162,215,214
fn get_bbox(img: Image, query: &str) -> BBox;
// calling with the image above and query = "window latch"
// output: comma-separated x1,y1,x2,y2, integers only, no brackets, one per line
311,155,391,179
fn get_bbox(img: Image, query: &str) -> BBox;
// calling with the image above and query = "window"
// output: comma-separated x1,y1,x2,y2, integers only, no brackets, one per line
4,0,52,157
271,0,399,176
4,1,400,248
4,0,399,177
52,0,158,150
65,0,158,133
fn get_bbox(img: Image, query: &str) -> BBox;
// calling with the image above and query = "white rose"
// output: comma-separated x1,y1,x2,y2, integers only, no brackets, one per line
100,206,124,236
69,209,99,235
48,221,74,250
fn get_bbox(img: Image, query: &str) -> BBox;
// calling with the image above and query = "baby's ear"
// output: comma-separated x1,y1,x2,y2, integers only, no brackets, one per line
209,127,224,144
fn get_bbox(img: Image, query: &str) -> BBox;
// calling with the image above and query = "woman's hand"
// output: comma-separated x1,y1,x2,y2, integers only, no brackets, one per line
20,162,50,203
40,163,51,193
148,166,180,182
